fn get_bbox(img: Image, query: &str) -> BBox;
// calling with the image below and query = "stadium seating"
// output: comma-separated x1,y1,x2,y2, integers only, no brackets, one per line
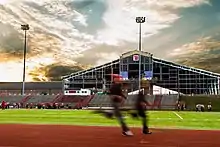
53,95,84,103
88,94,179,110
0,96,25,103
0,94,93,109
0,93,179,110
51,95,90,109
159,95,179,109
88,94,112,108
78,95,95,107
26,95,56,103
0,90,62,96
20,95,32,104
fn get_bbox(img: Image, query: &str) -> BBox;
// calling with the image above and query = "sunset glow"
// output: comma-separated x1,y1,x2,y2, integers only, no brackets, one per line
0,0,220,81
0,55,55,82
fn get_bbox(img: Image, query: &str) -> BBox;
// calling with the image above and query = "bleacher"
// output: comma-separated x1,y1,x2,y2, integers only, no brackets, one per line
0,90,62,96
26,95,57,104
51,95,90,108
53,95,84,103
0,96,25,103
0,93,92,108
88,94,179,110
159,95,179,109
88,94,111,107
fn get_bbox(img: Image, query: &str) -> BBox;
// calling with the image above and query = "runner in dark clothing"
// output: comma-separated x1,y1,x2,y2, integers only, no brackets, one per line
94,81,133,136
131,90,152,134
108,82,133,136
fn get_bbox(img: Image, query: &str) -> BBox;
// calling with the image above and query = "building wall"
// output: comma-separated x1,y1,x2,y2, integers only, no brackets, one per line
0,82,62,90
153,63,219,95
63,60,120,90
0,82,62,95
62,51,220,95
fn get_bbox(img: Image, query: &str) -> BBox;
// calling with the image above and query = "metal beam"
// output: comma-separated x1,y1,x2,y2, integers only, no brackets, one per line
62,60,120,80
153,60,219,78
62,53,220,81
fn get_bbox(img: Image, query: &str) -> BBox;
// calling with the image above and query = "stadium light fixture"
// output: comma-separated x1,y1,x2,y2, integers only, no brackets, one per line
21,24,30,96
136,17,146,90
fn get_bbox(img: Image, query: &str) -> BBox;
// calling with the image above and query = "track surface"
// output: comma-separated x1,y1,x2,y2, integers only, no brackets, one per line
0,124,219,147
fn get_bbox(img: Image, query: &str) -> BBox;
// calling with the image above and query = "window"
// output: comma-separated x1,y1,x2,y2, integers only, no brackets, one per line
162,67,169,73
145,57,150,63
122,58,127,63
121,65,128,71
154,68,160,74
162,74,169,80
145,64,150,71
129,64,138,70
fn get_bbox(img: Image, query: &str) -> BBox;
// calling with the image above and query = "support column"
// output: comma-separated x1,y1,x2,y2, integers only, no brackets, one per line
218,77,220,95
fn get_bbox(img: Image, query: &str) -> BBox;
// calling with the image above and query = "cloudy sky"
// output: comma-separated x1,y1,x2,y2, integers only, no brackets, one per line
0,0,219,81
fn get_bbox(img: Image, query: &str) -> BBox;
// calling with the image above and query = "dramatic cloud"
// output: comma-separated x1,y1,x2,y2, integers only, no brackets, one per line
78,0,211,64
169,36,220,72
29,63,84,81
0,0,217,81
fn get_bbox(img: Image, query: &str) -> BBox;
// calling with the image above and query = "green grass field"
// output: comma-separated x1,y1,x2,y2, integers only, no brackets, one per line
0,109,219,130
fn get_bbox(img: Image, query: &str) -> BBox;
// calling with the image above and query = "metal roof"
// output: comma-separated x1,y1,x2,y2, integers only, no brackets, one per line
0,82,62,90
61,50,220,79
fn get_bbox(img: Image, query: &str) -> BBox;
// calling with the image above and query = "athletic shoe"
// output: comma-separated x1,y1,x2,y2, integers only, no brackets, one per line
143,130,152,134
122,130,134,136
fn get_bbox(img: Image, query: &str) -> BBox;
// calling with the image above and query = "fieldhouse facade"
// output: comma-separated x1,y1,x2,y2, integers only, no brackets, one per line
62,50,220,95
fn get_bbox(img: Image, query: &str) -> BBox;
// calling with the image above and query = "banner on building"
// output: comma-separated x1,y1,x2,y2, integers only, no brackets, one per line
144,71,153,80
120,71,128,80
133,54,139,61
111,74,122,82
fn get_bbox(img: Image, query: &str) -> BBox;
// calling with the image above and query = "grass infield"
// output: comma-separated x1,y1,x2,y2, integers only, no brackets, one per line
0,109,219,130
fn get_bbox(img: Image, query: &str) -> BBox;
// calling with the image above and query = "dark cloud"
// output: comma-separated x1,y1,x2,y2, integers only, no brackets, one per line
173,36,220,73
29,63,84,81
0,23,24,57
0,22,61,61
45,64,83,81
177,55,220,73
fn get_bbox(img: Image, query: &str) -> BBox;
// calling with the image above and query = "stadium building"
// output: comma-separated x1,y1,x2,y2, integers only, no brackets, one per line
0,82,62,95
61,50,220,95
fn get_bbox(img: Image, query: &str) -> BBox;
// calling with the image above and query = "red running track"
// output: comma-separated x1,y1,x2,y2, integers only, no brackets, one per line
0,124,219,147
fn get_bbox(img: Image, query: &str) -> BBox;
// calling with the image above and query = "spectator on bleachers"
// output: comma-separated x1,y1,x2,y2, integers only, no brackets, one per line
25,103,29,109
1,100,6,110
42,103,46,109
207,101,212,112
176,100,181,111
181,102,186,111
18,103,21,109
196,104,205,112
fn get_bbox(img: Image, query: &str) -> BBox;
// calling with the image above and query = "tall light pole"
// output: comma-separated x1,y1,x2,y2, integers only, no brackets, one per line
136,17,146,90
21,24,30,96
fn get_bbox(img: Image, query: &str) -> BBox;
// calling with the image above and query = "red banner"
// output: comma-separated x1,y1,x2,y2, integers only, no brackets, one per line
111,74,123,82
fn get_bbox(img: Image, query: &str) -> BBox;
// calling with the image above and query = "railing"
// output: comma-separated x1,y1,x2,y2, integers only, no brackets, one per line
51,94,63,103
20,95,32,104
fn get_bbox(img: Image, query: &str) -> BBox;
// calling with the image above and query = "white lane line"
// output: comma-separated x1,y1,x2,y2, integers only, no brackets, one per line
173,112,183,120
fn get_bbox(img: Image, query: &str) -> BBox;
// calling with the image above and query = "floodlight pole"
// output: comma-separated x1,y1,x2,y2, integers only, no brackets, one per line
21,24,30,96
136,17,145,90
